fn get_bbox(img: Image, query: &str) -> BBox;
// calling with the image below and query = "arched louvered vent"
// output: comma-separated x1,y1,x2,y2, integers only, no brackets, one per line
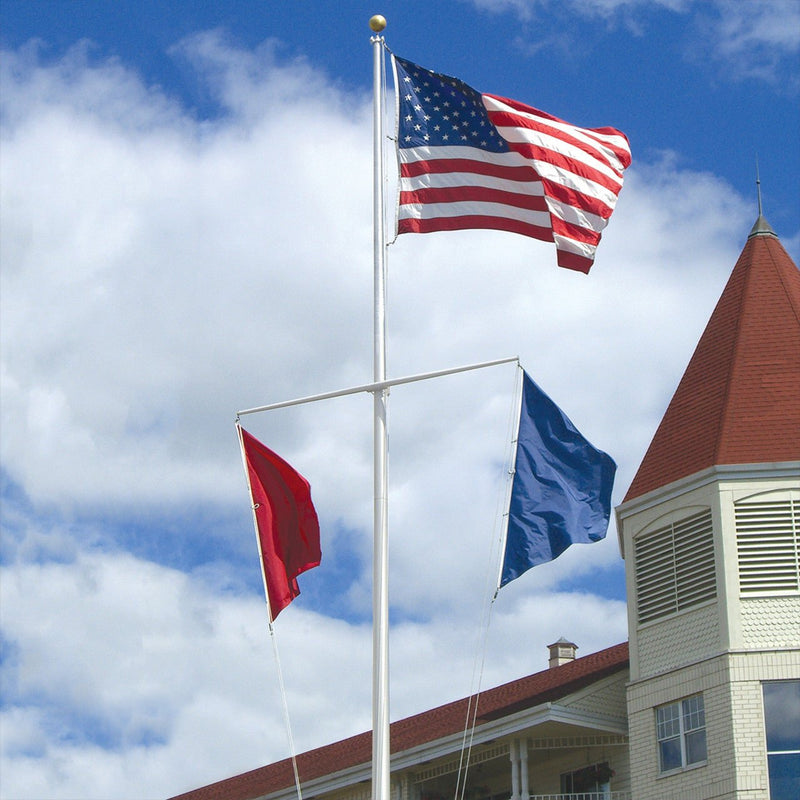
736,491,800,595
634,509,716,624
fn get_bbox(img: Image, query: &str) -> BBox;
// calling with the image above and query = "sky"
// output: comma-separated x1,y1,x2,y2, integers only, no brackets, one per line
1,1,798,798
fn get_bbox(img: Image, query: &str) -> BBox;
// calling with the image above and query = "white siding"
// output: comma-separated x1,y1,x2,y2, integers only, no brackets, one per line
636,603,720,677
741,596,800,649
627,650,800,799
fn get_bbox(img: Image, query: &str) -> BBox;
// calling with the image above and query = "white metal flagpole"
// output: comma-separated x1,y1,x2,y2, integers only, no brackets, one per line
496,364,525,594
236,357,519,417
236,21,514,796
369,14,390,800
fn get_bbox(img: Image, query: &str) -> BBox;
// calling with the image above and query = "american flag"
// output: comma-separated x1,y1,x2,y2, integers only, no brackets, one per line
393,56,631,274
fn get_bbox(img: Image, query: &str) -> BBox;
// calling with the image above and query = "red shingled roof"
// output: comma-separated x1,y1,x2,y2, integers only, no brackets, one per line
170,642,629,800
624,222,800,502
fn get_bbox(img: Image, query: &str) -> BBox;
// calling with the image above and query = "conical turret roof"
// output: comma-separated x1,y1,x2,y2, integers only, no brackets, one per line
624,219,800,502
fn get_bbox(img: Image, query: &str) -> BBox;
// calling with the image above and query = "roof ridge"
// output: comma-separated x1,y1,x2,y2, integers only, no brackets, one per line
771,238,800,325
714,235,753,463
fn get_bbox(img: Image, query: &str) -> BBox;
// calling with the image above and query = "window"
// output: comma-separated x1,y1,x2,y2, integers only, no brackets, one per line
763,681,800,800
560,762,612,798
635,509,716,623
656,694,707,772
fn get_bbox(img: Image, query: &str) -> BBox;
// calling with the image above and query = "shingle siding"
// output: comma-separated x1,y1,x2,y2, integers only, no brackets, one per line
741,596,800,649
637,602,720,677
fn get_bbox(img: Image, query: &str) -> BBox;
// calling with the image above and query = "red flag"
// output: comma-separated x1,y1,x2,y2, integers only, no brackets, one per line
238,426,321,621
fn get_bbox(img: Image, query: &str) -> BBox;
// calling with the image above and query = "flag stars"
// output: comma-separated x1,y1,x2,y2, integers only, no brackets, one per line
395,59,509,153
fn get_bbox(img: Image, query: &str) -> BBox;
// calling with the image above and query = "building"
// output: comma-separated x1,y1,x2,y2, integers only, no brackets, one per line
617,213,800,800
172,217,799,800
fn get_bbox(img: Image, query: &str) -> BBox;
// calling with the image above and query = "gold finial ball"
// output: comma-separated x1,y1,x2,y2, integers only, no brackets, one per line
369,15,387,32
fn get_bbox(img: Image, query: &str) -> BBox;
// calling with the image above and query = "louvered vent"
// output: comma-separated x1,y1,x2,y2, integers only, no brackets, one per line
736,493,800,595
635,509,716,624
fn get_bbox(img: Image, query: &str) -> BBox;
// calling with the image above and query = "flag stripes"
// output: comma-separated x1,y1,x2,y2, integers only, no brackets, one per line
393,56,631,273
400,215,554,241
397,145,551,241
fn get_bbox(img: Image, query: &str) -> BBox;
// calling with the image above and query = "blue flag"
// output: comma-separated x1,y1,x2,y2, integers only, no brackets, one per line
500,371,616,587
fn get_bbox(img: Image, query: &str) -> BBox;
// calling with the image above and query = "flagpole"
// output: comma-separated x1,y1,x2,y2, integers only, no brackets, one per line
236,357,519,416
369,14,390,800
495,365,525,593
235,422,275,624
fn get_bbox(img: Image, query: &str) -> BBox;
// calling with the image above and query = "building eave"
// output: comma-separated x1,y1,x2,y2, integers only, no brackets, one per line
616,460,800,556
256,699,629,800
170,644,629,800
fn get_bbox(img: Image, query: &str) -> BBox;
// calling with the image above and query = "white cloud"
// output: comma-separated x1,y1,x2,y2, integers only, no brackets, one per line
692,0,800,85
468,0,800,83
715,0,800,54
0,539,365,798
1,35,374,513
469,0,690,21
0,526,628,799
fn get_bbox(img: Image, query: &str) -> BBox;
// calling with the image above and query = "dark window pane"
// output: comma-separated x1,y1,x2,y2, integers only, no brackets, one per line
685,729,707,765
659,737,682,772
764,682,800,752
767,753,800,800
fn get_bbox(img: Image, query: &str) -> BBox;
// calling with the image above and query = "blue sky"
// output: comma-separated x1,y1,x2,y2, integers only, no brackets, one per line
1,1,798,798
